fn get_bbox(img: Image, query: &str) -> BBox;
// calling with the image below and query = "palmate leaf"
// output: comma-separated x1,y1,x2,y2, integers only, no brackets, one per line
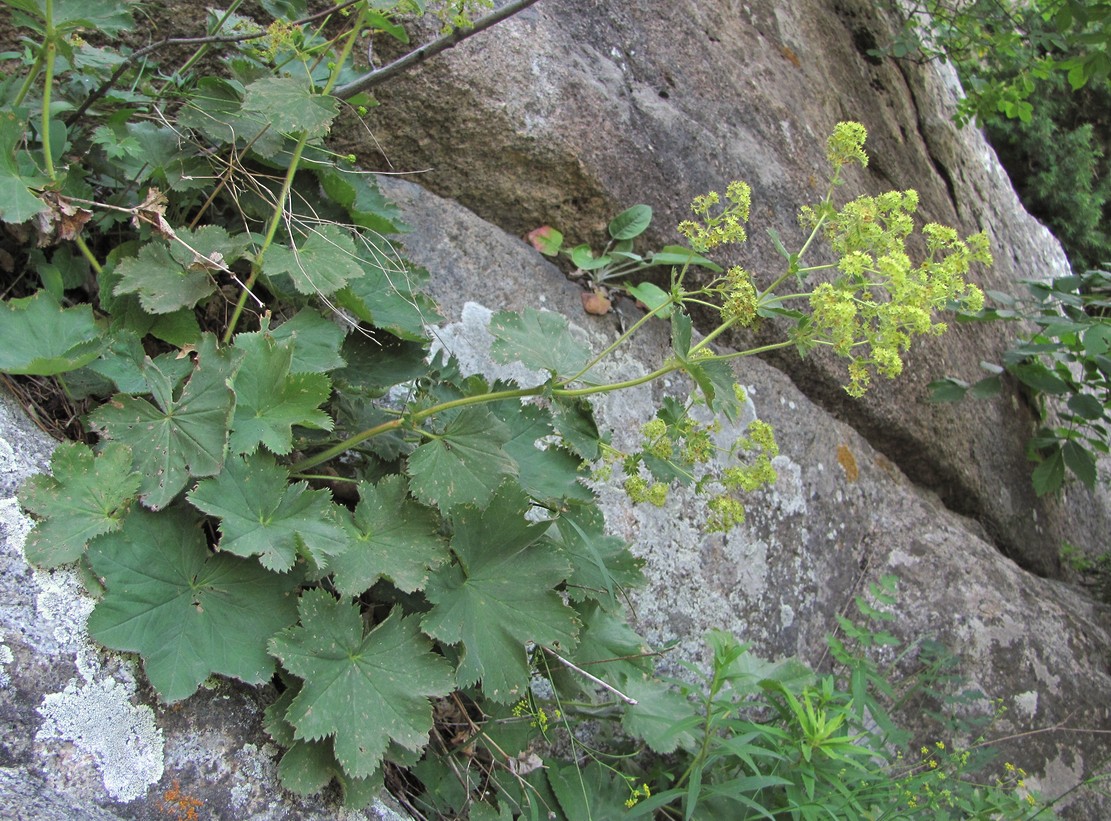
491,402,592,503
421,483,580,702
18,442,140,567
264,225,365,296
336,249,442,341
489,308,591,379
0,290,104,375
269,591,455,779
113,229,238,314
86,505,299,703
187,452,349,573
89,334,242,510
330,476,448,596
270,308,347,373
554,505,644,608
406,407,519,512
242,76,338,140
229,327,333,455
264,682,383,808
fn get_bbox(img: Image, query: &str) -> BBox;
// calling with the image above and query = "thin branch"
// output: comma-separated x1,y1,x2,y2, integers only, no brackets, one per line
541,646,639,706
335,0,542,99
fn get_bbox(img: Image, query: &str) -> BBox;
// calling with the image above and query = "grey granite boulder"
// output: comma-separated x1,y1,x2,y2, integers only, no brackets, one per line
345,0,1111,577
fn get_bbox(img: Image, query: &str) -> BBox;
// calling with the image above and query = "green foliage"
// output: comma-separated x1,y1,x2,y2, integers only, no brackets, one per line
0,0,1012,814
931,268,1110,495
878,0,1110,272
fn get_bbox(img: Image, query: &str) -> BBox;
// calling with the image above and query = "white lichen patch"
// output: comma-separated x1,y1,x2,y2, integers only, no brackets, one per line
36,676,164,802
0,639,12,688
1013,689,1039,719
1,485,166,804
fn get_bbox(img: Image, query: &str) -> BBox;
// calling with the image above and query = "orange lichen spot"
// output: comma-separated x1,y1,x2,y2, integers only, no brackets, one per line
779,44,801,68
836,444,859,482
160,780,203,821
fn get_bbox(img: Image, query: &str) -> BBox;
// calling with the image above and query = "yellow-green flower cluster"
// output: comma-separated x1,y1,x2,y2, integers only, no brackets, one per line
827,121,870,170
678,181,751,252
720,266,759,327
797,188,990,397
623,475,668,507
624,782,651,809
705,419,779,533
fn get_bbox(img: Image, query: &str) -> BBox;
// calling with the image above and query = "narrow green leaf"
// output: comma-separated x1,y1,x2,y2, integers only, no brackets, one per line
671,311,693,358
649,245,723,272
626,281,672,317
1012,362,1071,395
18,442,140,567
269,593,456,778
87,505,299,702
608,204,653,240
188,452,349,573
0,290,104,375
490,308,592,378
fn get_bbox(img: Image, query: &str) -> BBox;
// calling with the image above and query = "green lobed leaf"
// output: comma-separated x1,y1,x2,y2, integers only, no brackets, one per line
88,334,242,509
406,407,519,512
264,224,366,296
554,505,644,608
229,326,334,455
0,109,48,224
264,681,384,808
270,309,348,373
188,452,349,573
421,482,579,701
336,252,442,341
492,402,592,504
242,76,339,140
620,675,702,754
86,505,299,702
330,476,449,595
113,226,244,314
489,308,592,378
18,442,140,567
556,600,653,692
0,290,104,375
178,78,285,158
269,592,456,779
316,166,405,235
685,356,744,423
550,396,603,461
548,760,632,821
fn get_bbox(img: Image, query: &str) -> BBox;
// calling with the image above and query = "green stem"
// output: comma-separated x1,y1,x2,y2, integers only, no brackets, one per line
558,293,678,386
40,0,57,180
223,134,310,342
13,51,43,107
73,236,102,274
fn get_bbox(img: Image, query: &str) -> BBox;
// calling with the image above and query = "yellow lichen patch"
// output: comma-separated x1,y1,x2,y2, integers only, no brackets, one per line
837,444,859,482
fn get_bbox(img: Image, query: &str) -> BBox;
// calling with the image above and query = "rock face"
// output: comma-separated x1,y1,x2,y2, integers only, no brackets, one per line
345,0,1111,577
382,175,1111,816
3,0,1111,817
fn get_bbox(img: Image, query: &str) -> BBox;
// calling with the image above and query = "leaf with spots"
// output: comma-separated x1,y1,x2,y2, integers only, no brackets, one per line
229,325,333,456
86,505,299,702
268,591,455,779
330,476,449,596
18,442,140,567
421,482,580,701
187,452,349,573
406,407,519,512
88,333,242,510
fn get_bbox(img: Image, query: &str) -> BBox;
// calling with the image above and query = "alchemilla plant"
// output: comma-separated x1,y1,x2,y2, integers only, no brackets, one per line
0,0,1056,817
